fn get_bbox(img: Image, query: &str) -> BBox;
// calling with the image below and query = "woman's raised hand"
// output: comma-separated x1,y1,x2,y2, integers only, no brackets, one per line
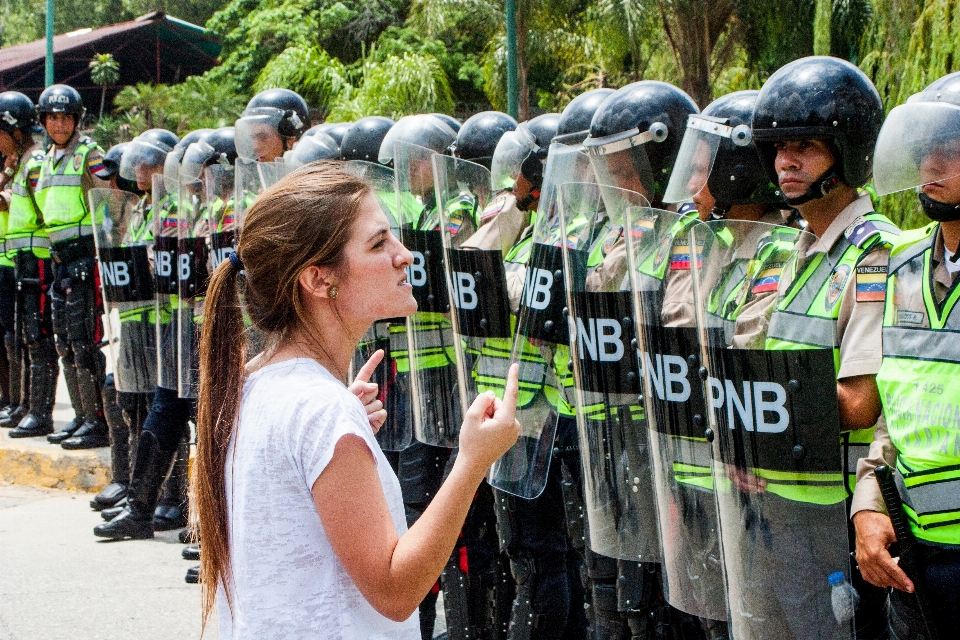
348,349,387,433
458,363,522,474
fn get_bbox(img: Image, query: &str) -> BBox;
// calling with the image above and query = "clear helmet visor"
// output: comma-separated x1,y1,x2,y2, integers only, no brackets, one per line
874,101,960,197
287,132,340,167
180,140,217,184
586,140,655,206
118,138,170,186
663,115,751,204
532,142,595,244
491,125,539,192
163,147,185,184
235,111,285,162
377,115,455,165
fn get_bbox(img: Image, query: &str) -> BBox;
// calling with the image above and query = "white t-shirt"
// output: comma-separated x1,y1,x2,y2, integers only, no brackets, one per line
216,358,420,639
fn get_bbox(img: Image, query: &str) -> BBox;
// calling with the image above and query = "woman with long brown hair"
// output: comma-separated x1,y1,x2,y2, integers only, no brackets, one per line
194,162,521,638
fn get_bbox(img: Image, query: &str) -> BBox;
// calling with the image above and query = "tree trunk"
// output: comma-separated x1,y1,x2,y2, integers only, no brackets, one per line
99,87,106,119
657,0,735,108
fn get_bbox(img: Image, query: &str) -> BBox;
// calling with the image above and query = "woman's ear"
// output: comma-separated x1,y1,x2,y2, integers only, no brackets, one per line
299,265,336,300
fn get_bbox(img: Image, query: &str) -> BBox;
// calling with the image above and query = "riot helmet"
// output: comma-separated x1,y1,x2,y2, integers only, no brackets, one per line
491,113,560,210
165,129,211,183
37,84,85,122
139,128,179,150
556,88,615,142
307,122,351,147
120,136,172,193
752,56,883,206
874,71,960,221
431,113,461,133
664,90,781,218
377,114,457,167
286,131,341,166
340,116,395,161
0,91,38,137
236,88,309,161
102,142,128,177
449,111,517,168
180,127,236,183
584,80,698,203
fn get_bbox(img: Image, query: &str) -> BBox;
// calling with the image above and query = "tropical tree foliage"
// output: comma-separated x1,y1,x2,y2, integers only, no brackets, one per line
89,53,120,118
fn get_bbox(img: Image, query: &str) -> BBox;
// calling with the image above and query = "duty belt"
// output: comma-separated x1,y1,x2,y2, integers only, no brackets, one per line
5,236,51,251
47,225,93,245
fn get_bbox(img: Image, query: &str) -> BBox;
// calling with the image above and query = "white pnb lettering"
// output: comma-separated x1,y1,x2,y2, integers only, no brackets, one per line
178,254,191,281
452,272,477,310
576,318,624,362
523,268,553,310
407,251,427,287
156,251,172,277
100,261,129,287
643,352,690,402
707,376,789,433
211,247,234,269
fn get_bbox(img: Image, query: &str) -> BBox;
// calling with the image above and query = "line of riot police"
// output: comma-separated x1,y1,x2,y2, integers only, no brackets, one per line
5,54,960,640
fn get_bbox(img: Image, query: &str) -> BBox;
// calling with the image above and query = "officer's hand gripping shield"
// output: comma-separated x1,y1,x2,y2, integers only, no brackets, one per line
690,220,854,640
488,143,596,499
344,160,415,452
394,141,462,447
873,100,960,197
175,173,213,399
560,181,661,563
624,204,728,620
152,173,180,390
432,154,507,452
90,188,157,393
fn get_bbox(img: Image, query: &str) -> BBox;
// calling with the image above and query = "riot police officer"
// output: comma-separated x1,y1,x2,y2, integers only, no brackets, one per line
853,70,960,639
741,56,899,640
343,116,395,162
235,89,309,163
0,91,51,438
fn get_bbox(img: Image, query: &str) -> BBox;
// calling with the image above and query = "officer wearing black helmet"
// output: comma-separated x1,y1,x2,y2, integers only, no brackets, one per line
235,89,309,163
306,121,351,148
286,131,341,167
0,91,47,437
342,116,395,162
735,56,899,640
450,111,517,170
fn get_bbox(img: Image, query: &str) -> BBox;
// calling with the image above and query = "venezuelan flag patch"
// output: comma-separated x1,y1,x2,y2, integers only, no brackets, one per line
669,239,701,270
855,265,887,302
751,264,783,294
630,218,655,238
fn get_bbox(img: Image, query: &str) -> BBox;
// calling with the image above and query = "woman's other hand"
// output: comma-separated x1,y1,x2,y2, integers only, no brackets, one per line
457,362,522,474
349,349,387,433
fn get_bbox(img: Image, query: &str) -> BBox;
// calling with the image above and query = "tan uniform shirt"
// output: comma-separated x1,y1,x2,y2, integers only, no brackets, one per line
851,227,958,517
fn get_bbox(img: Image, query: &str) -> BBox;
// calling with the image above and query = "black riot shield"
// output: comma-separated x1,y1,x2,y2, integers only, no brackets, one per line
488,142,597,499
560,181,661,563
625,204,728,620
394,141,461,447
432,153,513,454
152,174,180,390
90,188,157,394
690,220,853,640
176,173,211,399
345,160,414,452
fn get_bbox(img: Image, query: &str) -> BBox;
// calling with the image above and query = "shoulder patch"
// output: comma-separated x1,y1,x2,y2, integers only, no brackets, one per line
845,219,880,249
855,265,887,302
751,262,784,295
480,195,508,222
669,236,697,271
825,264,851,310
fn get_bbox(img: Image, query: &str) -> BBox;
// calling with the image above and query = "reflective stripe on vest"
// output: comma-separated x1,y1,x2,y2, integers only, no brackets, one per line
36,139,100,233
878,223,960,545
6,152,49,259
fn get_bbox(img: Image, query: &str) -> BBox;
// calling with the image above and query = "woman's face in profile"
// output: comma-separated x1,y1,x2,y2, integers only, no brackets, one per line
337,193,417,324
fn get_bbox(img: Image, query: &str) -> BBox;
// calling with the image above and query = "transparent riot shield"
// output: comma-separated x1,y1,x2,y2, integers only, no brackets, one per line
257,160,292,191
691,220,853,640
394,141,461,447
90,188,157,394
234,159,262,224
432,153,514,456
176,176,211,399
152,174,180,390
560,181,660,563
488,143,596,498
344,160,414,452
625,204,728,620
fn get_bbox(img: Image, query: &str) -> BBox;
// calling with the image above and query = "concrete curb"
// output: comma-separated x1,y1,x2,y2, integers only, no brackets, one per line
0,435,110,493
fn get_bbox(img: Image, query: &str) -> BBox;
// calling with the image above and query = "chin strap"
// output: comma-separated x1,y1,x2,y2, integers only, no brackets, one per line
919,191,960,223
783,167,842,206
708,203,730,221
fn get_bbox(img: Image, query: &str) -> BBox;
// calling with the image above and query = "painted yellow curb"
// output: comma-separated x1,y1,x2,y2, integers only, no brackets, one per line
0,435,111,493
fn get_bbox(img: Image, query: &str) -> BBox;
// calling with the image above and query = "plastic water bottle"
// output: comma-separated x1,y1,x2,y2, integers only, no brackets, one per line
828,571,859,624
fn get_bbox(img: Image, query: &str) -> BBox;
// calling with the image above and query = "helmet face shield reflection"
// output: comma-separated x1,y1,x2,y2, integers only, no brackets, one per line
874,101,960,197
118,138,171,186
235,112,285,162
586,143,655,208
662,115,741,204
180,140,217,184
491,126,538,191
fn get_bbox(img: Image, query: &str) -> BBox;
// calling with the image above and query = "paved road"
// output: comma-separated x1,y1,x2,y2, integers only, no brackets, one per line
0,483,448,639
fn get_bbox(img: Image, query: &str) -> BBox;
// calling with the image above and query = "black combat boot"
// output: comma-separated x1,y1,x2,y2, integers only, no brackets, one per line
48,362,85,443
154,437,189,530
9,339,57,438
62,351,109,449
0,335,28,428
90,377,130,509
94,432,175,540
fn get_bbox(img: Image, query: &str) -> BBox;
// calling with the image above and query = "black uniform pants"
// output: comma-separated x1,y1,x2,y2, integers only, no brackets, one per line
142,386,195,454
889,548,960,639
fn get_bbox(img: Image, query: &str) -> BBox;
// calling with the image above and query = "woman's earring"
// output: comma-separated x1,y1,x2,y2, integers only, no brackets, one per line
328,286,338,299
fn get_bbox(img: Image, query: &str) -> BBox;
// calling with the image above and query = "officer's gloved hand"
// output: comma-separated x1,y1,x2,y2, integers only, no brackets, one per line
349,349,387,433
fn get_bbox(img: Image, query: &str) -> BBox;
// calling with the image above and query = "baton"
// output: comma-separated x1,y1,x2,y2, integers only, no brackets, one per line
874,465,940,640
